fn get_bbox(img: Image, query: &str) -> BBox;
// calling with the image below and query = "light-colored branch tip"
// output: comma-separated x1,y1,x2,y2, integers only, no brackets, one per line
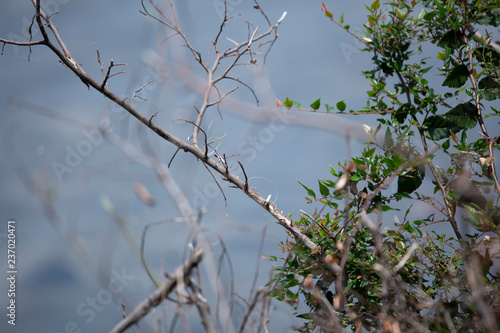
278,11,287,24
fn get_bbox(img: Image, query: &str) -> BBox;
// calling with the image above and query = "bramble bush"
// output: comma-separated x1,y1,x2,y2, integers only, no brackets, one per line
270,0,500,331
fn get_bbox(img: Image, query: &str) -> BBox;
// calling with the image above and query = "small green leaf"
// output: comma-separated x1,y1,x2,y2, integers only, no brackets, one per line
350,174,362,181
320,179,337,188
395,8,405,18
310,98,321,110
371,0,380,11
329,165,338,176
298,181,316,199
339,12,344,24
336,100,346,111
383,127,394,149
318,180,329,197
284,97,293,108
292,100,302,109
325,104,335,112
437,52,447,60
417,8,425,20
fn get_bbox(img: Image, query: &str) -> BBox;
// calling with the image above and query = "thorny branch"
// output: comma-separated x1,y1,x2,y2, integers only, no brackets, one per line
140,0,285,148
109,249,205,333
1,0,338,330
0,0,339,282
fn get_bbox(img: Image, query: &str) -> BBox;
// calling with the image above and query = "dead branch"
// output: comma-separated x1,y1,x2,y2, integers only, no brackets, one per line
109,248,204,333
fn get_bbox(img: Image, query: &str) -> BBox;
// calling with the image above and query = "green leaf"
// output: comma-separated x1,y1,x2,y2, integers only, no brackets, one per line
394,105,410,123
476,10,500,27
383,127,394,149
460,130,468,145
339,12,344,24
318,180,329,197
382,205,397,212
329,165,338,176
320,179,337,188
371,0,380,11
284,97,293,108
325,103,335,112
365,147,376,158
350,174,362,181
423,115,462,141
417,8,425,20
310,98,321,110
478,76,500,101
437,52,446,60
336,100,346,111
397,166,425,194
444,102,477,129
475,47,500,67
292,100,302,109
298,181,316,199
442,64,468,88
296,313,313,319
436,30,463,49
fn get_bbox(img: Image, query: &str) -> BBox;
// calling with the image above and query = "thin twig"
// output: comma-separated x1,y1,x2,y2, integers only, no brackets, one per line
238,161,249,193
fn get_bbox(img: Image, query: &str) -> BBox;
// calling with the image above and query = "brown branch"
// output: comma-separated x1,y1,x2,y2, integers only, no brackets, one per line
109,249,204,333
462,33,500,196
0,38,45,48
131,80,153,107
6,0,341,281
238,161,249,193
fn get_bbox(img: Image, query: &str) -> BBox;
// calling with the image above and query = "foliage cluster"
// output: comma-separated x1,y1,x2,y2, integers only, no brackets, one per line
271,1,500,331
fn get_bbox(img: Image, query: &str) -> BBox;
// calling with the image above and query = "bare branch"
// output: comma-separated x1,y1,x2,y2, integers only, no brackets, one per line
131,80,153,107
6,0,340,285
201,161,228,216
226,76,260,105
109,249,204,333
